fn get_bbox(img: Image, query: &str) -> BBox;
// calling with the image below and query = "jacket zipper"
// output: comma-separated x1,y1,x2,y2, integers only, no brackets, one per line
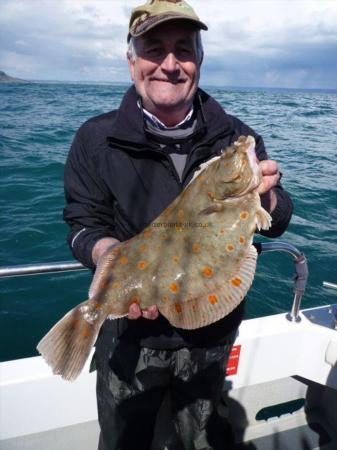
107,128,230,187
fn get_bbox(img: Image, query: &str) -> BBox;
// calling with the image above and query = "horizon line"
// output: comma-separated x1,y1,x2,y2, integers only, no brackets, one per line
8,78,337,92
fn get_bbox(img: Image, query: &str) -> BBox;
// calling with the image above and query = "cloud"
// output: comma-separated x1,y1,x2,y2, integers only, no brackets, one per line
0,0,132,80
197,1,337,88
0,0,337,88
201,25,337,88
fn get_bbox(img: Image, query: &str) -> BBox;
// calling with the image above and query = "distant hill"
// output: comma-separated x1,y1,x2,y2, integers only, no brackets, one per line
0,71,29,83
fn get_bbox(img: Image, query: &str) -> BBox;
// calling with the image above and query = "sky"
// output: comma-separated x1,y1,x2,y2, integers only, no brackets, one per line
1,0,337,89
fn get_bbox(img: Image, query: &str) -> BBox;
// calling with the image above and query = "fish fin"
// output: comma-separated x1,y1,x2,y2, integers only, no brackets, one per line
89,247,120,299
107,313,128,320
37,299,104,381
255,206,272,231
159,245,257,330
199,202,225,215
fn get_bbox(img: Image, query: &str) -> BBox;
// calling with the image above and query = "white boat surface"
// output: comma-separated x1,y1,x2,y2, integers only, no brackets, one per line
1,243,337,449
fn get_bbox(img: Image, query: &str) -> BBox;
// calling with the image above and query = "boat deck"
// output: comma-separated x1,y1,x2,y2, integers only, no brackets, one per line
2,405,337,450
2,305,337,450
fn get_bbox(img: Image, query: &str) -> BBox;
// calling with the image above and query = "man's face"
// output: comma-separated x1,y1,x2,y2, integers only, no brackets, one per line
128,21,202,124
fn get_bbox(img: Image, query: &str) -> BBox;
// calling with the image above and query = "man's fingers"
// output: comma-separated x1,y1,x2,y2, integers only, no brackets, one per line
257,159,280,194
142,305,159,320
128,303,142,320
128,303,159,320
257,173,280,194
259,159,279,176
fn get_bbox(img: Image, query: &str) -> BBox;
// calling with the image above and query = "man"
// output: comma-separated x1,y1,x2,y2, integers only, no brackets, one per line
64,1,293,449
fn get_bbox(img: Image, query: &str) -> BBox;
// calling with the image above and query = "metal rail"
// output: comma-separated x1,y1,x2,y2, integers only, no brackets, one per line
0,261,86,278
257,242,308,323
323,281,337,291
0,241,308,323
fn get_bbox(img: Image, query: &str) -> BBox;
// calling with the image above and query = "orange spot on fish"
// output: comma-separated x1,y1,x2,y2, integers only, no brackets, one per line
208,294,218,305
112,282,119,289
139,244,146,252
239,236,246,244
112,247,121,255
82,329,90,339
231,278,242,287
161,295,169,303
130,297,140,305
138,261,147,270
220,229,225,235
170,283,178,293
175,303,182,313
207,191,214,200
172,256,180,263
95,302,102,310
226,244,234,252
240,211,249,220
202,266,213,278
192,243,200,253
143,230,152,238
119,256,128,265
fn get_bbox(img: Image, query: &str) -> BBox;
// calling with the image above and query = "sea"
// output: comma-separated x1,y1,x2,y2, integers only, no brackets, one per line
1,82,336,362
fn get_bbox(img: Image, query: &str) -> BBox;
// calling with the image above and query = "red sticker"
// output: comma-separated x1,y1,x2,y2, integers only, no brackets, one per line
226,345,241,376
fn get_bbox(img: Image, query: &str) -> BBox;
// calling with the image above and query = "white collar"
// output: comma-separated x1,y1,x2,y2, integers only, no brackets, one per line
139,102,194,130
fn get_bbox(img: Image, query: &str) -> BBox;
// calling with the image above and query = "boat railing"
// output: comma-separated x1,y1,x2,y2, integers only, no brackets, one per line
323,281,337,291
0,261,86,278
254,242,308,322
0,241,309,322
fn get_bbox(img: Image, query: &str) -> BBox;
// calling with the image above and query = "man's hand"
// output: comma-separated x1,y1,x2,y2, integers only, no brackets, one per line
257,159,280,213
92,237,121,266
128,303,159,320
257,160,280,195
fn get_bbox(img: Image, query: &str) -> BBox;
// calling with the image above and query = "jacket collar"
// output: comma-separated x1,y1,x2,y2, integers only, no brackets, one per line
107,85,232,151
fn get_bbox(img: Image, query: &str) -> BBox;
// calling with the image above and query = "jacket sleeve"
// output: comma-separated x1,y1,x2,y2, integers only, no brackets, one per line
63,125,117,269
254,133,293,238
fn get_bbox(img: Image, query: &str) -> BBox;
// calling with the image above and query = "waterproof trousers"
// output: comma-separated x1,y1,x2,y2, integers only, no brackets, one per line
95,338,235,450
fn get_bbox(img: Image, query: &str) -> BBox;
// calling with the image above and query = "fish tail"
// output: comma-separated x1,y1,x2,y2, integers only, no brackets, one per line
37,298,104,381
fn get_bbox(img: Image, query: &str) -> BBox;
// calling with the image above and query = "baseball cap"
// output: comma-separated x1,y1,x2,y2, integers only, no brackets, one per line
128,0,208,42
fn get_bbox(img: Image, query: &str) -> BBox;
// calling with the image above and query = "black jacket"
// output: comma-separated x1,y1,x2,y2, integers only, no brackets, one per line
64,86,293,348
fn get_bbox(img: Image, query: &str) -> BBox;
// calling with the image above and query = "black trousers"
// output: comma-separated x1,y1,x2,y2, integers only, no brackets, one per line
95,338,235,450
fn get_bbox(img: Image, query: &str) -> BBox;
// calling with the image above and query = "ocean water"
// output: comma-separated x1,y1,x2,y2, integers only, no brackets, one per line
1,82,336,362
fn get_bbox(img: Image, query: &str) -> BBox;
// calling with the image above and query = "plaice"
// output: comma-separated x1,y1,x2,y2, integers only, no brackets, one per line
37,135,272,380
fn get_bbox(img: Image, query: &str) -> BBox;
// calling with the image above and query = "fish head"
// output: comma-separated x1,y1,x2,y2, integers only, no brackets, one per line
214,135,262,199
